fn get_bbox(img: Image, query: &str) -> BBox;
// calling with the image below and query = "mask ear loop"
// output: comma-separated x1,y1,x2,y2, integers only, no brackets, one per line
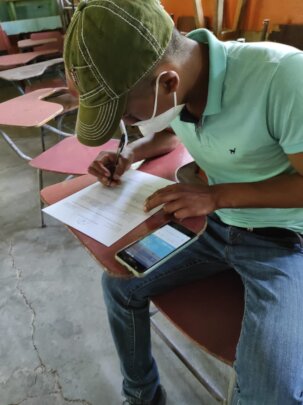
173,91,177,107
151,71,168,118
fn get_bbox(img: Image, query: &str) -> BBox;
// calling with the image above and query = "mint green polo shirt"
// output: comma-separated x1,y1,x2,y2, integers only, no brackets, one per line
170,29,303,232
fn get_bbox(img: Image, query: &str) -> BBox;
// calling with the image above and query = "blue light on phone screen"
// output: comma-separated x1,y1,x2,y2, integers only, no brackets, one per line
125,225,190,268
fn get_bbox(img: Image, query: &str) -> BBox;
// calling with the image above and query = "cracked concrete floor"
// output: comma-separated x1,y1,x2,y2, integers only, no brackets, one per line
0,82,232,405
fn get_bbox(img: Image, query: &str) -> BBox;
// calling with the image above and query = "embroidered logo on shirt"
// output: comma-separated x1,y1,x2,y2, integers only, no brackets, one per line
229,148,236,154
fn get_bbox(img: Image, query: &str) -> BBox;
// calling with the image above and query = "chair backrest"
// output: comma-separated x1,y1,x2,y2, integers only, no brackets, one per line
268,24,303,50
0,25,15,54
193,0,205,28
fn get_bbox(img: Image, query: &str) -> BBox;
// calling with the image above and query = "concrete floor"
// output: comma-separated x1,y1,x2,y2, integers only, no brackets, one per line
0,81,233,405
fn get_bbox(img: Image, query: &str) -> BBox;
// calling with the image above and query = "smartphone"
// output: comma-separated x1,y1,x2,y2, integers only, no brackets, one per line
115,221,200,277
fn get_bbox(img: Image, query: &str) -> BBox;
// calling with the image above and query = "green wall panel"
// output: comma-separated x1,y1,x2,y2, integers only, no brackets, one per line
1,15,62,35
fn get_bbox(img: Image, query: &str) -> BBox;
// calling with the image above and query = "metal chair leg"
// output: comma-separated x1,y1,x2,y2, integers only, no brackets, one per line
56,114,65,136
40,127,46,151
38,169,46,228
150,316,227,403
42,123,73,138
0,128,31,160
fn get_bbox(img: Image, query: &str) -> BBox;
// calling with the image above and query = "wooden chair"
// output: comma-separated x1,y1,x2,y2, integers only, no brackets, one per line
215,0,248,40
176,0,206,35
40,146,244,403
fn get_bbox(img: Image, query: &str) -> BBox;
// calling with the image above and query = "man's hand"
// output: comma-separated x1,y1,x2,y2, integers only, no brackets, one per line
144,183,219,219
88,149,134,187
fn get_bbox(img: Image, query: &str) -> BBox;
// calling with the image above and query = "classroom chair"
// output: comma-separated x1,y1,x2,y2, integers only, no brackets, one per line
215,0,248,40
0,90,77,222
39,145,243,403
0,87,78,151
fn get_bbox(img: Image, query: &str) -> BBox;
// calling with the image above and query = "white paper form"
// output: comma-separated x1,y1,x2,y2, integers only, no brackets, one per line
43,170,174,246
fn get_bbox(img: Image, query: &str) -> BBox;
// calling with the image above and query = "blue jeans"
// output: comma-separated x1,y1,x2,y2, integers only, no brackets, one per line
102,214,303,404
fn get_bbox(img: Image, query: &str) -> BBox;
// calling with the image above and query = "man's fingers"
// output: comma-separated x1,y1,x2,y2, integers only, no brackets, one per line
162,200,185,214
95,160,112,176
110,178,122,187
146,183,195,202
144,191,181,211
89,162,107,177
88,165,115,186
144,184,186,211
88,165,104,178
173,208,193,219
89,158,116,181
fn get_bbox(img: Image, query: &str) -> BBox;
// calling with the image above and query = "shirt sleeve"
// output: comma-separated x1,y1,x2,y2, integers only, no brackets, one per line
267,52,303,154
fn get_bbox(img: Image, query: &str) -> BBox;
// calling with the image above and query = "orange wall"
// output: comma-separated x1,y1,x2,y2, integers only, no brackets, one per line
162,0,303,31
244,0,303,30
161,0,214,27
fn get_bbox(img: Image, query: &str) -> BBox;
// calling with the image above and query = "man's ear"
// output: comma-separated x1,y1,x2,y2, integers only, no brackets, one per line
159,71,180,94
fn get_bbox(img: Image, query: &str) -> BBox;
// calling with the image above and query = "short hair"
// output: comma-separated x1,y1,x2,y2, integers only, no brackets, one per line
161,27,187,62
135,28,187,91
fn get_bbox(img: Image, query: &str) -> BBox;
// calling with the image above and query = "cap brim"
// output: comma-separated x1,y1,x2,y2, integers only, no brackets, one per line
75,94,127,146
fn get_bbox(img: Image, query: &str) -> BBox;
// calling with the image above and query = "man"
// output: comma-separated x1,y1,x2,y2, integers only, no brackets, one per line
64,0,303,404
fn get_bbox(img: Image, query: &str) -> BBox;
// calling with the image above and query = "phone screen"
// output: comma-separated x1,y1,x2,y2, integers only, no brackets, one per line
117,222,195,273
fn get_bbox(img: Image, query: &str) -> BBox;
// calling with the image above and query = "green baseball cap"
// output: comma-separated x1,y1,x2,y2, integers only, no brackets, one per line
64,0,174,146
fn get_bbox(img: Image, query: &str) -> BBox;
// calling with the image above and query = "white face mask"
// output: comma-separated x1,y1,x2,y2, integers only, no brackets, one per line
132,71,185,136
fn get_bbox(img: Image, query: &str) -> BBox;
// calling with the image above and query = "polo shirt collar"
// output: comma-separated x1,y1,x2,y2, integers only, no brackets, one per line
186,29,227,118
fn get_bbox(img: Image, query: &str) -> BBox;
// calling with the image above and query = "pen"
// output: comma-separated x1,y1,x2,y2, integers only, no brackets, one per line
108,120,128,185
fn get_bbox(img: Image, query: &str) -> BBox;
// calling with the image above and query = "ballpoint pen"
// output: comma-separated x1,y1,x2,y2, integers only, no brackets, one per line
108,120,128,185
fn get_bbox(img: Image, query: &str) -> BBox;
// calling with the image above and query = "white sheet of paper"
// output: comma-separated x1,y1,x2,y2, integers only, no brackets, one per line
43,170,174,246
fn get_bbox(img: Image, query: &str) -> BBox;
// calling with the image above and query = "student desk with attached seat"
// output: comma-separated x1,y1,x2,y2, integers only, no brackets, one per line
0,86,79,225
0,58,64,93
40,146,244,403
0,86,78,157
